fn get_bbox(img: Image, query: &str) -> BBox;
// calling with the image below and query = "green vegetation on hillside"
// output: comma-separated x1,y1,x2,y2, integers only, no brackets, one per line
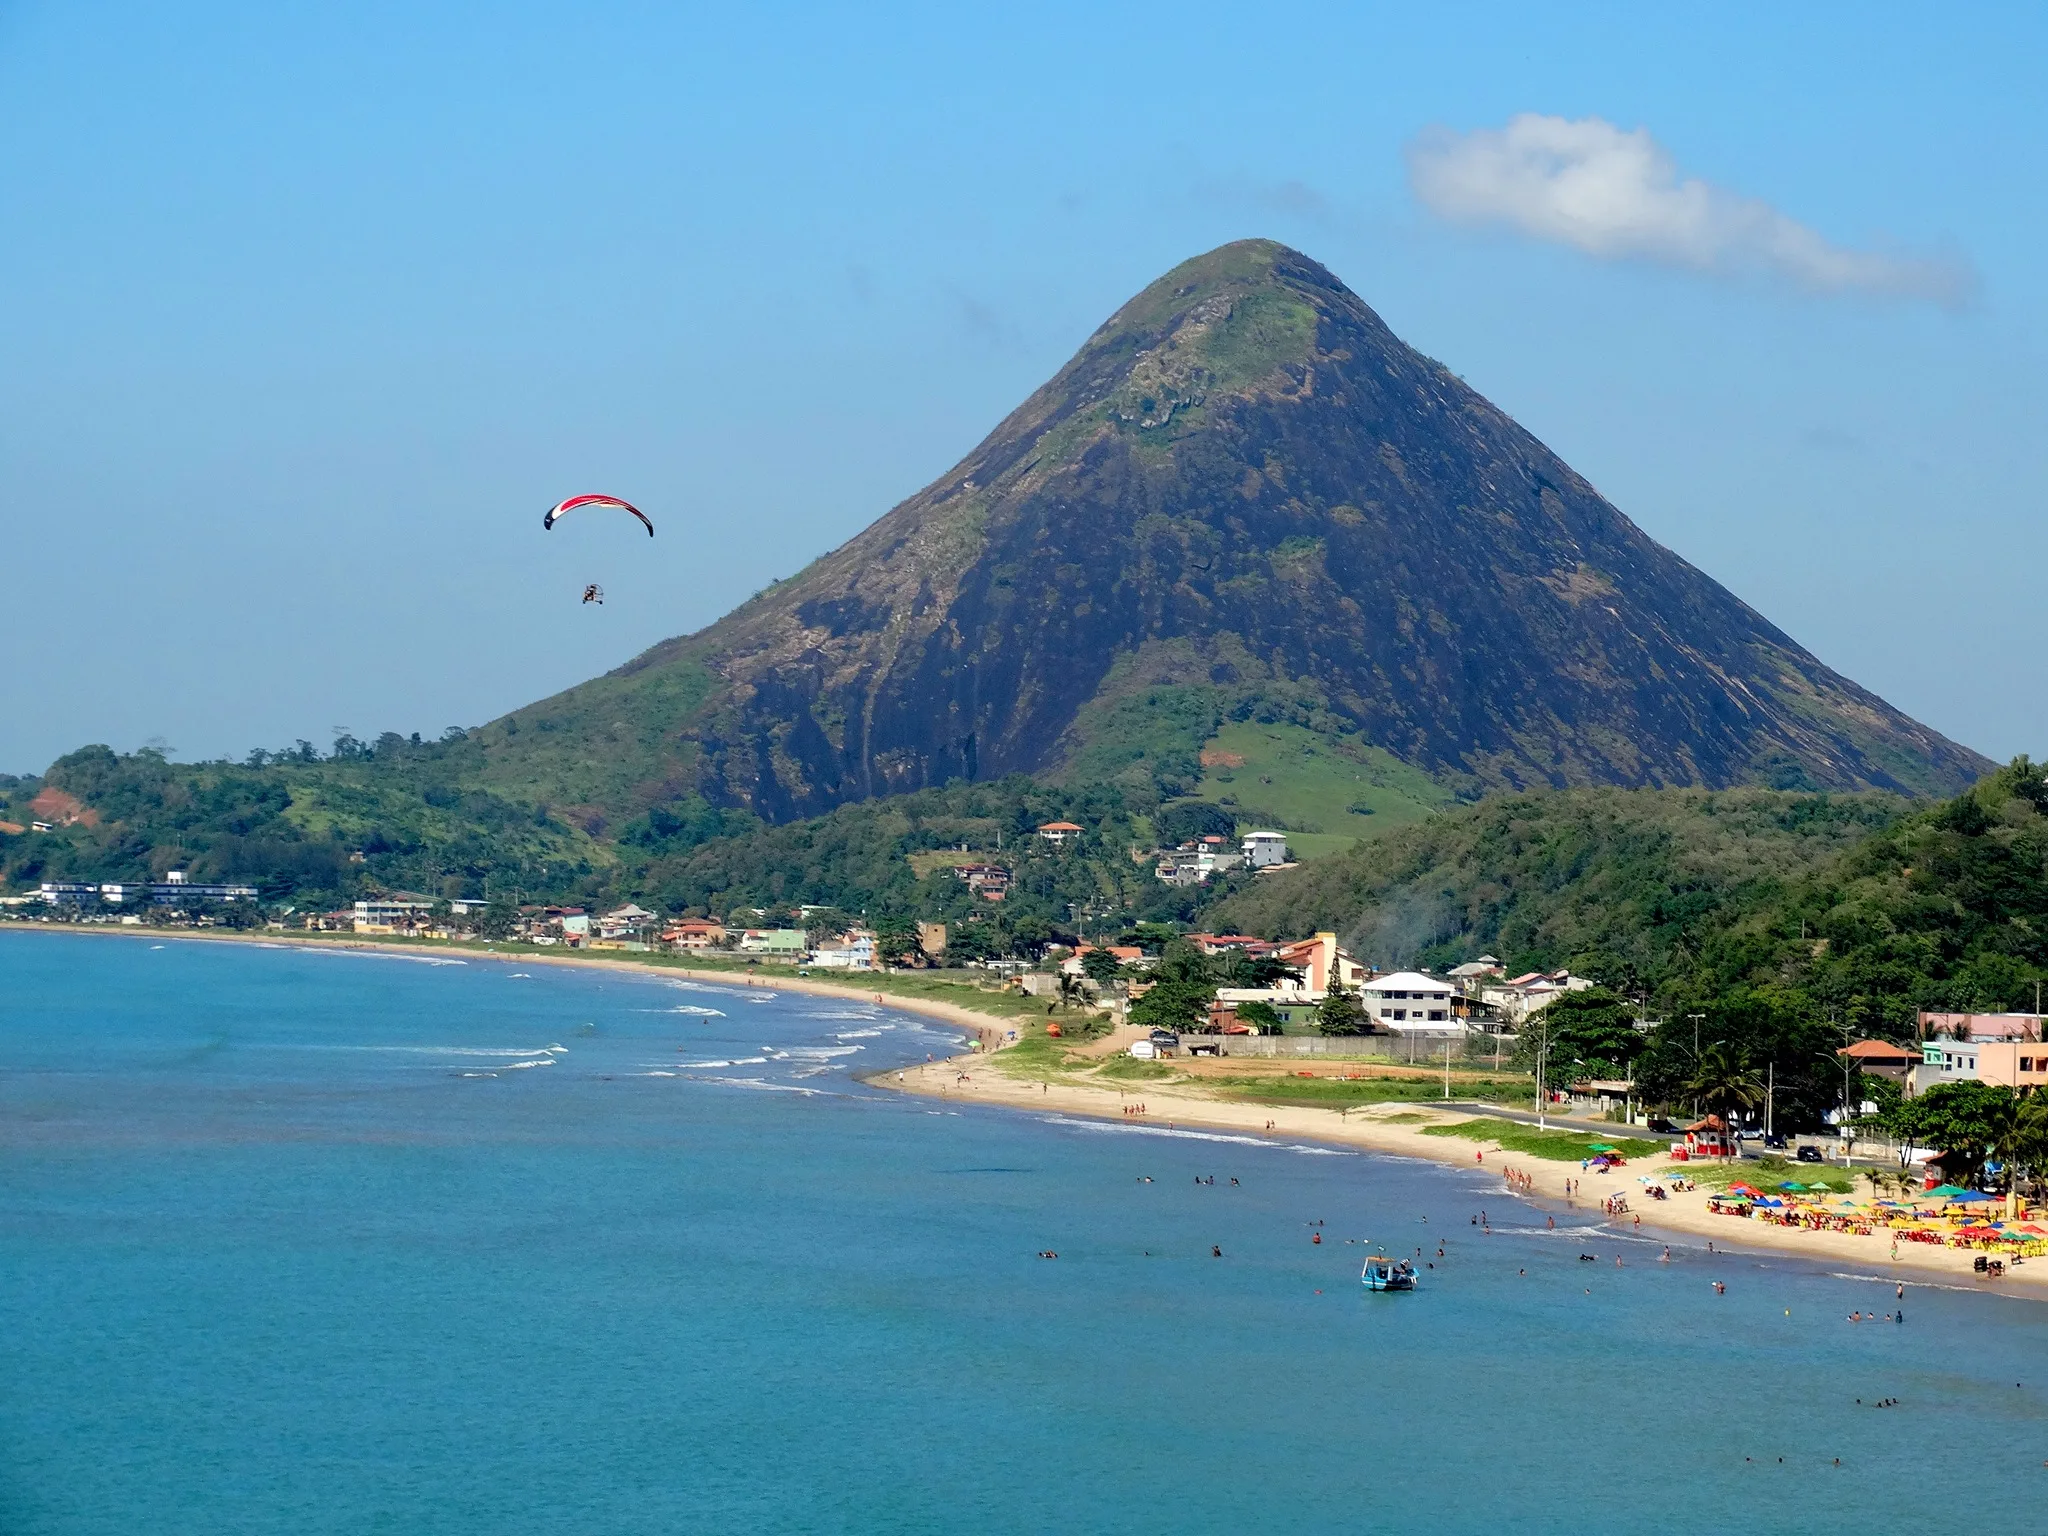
1208,786,1905,984
0,740,604,908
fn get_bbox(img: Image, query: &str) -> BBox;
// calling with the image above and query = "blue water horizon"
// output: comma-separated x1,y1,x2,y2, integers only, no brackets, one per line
3,929,2044,1534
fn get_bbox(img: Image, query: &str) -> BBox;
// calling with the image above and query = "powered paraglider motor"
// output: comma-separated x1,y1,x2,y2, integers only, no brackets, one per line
582,585,604,605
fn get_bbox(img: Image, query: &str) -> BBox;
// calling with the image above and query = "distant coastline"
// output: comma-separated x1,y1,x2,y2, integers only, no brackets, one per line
14,922,2042,1299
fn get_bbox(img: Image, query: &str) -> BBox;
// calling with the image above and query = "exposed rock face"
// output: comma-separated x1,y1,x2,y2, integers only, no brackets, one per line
489,239,1989,821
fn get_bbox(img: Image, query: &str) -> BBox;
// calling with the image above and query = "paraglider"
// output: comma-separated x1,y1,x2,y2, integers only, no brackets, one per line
542,494,653,536
544,494,649,607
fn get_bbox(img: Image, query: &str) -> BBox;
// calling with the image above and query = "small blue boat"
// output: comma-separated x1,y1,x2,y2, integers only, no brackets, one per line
1361,1255,1417,1292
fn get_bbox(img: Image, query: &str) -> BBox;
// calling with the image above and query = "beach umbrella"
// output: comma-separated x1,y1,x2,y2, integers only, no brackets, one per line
1779,1181,1806,1191
1929,1184,1972,1199
1588,1144,1616,1152
1950,1191,1995,1204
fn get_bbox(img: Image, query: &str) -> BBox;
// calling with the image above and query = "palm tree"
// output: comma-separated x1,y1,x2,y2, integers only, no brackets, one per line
1055,972,1087,1013
1995,1090,2048,1217
1687,1042,1765,1123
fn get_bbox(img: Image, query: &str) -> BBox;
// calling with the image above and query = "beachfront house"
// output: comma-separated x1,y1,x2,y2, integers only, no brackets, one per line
662,918,729,951
597,904,659,941
353,893,437,935
736,928,808,961
1909,1036,2048,1095
1211,931,1368,1024
807,929,876,970
1360,971,1464,1035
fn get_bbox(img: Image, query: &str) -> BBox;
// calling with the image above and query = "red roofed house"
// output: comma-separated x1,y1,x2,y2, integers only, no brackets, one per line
1836,1038,1919,1083
1037,821,1084,847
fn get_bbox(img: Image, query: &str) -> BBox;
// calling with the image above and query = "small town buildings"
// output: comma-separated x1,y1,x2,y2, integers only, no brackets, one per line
1154,841,1244,885
1480,970,1594,1026
1059,943,1146,977
41,877,261,907
1836,1038,1919,1083
1910,1037,2048,1094
917,921,948,960
1918,1011,2043,1042
736,928,808,960
662,918,729,951
1213,932,1368,1016
1446,956,1505,987
353,893,437,934
597,903,658,941
953,863,1011,900
807,929,876,970
1036,821,1084,847
1360,971,1465,1034
36,882,103,905
1183,933,1275,958
1240,830,1291,868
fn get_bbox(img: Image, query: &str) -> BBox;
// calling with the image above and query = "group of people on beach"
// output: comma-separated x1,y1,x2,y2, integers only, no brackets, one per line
1122,1102,1148,1116
1500,1167,1534,1194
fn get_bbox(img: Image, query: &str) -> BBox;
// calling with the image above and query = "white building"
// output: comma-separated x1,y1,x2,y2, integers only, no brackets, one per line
1154,838,1245,885
597,903,658,940
1480,970,1595,1026
807,930,876,970
1241,830,1291,868
353,894,436,933
1361,971,1465,1034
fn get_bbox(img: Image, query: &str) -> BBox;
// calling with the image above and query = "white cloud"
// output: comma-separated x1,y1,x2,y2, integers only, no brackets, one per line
1406,113,1974,306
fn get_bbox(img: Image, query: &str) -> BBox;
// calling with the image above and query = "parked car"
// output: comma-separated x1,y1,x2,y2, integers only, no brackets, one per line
1796,1144,1825,1164
1763,1134,1789,1151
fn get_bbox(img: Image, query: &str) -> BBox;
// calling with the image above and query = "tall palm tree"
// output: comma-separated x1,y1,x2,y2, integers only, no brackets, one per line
1687,1042,1765,1122
1996,1090,2048,1217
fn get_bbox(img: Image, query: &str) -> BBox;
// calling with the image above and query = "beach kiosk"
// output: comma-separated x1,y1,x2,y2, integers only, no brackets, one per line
1680,1114,1737,1159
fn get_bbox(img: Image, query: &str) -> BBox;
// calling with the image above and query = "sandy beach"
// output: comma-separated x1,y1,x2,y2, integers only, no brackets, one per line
13,922,2043,1297
881,1031,2048,1298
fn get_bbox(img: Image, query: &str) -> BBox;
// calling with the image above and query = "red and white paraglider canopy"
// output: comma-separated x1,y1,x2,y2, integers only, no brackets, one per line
542,494,653,536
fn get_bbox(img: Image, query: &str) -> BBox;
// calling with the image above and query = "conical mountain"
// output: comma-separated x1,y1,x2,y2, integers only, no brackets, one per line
470,239,1989,826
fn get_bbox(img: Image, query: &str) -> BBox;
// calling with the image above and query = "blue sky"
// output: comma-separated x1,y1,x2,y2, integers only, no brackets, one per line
3,3,2043,773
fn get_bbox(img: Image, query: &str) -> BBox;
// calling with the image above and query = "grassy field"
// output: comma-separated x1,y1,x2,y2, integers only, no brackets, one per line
1187,720,1447,855
1213,1074,1531,1108
1421,1119,1666,1161
1680,1155,1857,1196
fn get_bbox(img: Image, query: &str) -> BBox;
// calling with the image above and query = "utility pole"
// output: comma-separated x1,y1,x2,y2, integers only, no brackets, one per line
1443,1037,1452,1101
1765,1059,1775,1142
1688,1013,1705,1116
1534,1016,1549,1131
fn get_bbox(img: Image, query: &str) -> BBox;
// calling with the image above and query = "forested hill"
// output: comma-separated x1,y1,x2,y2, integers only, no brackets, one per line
1206,787,1909,990
1211,759,2048,1039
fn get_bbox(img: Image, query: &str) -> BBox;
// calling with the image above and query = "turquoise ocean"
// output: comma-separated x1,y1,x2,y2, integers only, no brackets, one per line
3,930,2045,1534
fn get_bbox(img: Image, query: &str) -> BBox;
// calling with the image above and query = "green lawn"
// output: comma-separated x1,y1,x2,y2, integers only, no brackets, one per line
1214,1075,1531,1108
1421,1119,1667,1161
1188,720,1447,856
1682,1155,1857,1196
